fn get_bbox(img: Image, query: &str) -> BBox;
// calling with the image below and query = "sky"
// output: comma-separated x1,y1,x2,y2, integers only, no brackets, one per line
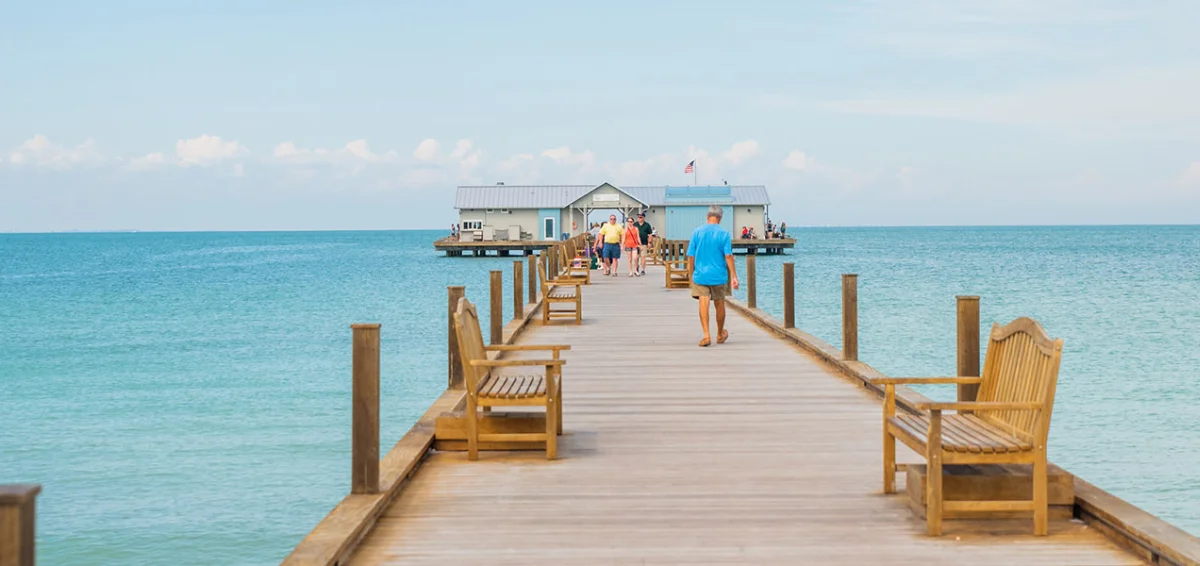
2,0,1199,232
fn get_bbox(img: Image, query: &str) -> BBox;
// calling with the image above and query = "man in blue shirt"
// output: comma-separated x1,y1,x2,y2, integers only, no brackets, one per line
687,206,739,347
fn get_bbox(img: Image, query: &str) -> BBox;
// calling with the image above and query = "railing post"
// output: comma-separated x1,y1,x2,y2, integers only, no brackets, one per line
351,323,380,495
447,286,465,389
783,262,795,329
957,295,981,401
489,270,503,345
746,255,757,309
512,260,523,320
842,274,858,361
527,254,537,303
0,485,41,566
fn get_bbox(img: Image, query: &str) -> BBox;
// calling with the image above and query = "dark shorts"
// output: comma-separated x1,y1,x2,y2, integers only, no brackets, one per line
602,243,621,259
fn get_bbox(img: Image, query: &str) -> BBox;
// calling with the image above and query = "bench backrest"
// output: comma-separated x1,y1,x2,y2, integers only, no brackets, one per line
452,297,489,391
537,257,551,296
976,317,1064,445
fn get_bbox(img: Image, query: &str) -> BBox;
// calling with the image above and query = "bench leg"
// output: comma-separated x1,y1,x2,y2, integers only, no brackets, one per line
574,297,581,324
1033,452,1048,535
926,413,943,536
542,300,549,325
466,396,479,461
883,427,896,494
556,385,563,436
546,396,558,460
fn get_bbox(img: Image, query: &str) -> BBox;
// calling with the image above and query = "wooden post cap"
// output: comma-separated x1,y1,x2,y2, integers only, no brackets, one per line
0,484,41,504
956,295,980,301
350,323,381,330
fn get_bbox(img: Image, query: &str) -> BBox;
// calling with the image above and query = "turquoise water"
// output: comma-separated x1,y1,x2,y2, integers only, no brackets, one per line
1,226,1197,564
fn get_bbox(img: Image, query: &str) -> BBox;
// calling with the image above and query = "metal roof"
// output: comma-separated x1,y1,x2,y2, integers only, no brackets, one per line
455,184,770,209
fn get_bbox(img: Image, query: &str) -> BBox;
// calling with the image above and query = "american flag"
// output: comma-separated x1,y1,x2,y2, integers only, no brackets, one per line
684,160,694,174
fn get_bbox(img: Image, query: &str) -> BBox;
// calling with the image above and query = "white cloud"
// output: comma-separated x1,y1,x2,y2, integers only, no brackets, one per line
450,139,482,171
125,152,167,171
721,140,760,166
782,150,821,172
176,135,247,167
272,139,397,172
413,138,440,162
7,135,102,168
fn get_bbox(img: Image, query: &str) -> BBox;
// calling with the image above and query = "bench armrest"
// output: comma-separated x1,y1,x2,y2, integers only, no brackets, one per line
485,345,571,352
918,401,1042,411
871,377,983,385
470,359,565,368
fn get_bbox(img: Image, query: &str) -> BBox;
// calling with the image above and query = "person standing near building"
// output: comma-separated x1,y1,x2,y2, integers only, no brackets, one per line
687,206,738,347
597,214,623,277
622,217,641,277
635,212,653,275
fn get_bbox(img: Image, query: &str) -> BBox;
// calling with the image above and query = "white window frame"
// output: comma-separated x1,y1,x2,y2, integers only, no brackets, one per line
461,220,483,230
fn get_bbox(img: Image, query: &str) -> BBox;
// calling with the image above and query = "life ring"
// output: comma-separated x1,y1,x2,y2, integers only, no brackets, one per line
572,221,577,230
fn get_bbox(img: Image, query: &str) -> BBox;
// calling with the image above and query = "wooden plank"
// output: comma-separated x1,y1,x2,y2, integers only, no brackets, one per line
350,324,380,495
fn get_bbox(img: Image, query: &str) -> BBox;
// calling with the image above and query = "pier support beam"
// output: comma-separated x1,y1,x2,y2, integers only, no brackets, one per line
783,262,795,329
957,295,981,402
489,270,503,345
527,255,537,303
448,286,465,389
746,255,757,309
351,323,380,495
513,261,523,321
842,274,858,361
0,485,41,566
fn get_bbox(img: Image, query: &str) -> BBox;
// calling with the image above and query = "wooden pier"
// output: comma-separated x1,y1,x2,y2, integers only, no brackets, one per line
283,238,1200,566
434,236,796,257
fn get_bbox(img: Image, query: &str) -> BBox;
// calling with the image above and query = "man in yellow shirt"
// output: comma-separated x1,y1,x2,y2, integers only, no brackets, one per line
595,214,623,277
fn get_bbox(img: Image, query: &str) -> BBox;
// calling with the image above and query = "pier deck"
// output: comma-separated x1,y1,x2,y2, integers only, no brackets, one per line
345,270,1136,565
434,236,796,256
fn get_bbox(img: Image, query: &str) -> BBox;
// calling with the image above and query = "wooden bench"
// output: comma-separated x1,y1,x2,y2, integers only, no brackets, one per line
873,316,1063,536
663,240,691,289
452,297,566,460
537,259,582,324
557,243,590,284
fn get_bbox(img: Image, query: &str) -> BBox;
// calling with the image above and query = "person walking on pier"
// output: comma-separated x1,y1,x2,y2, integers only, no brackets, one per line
635,212,653,275
622,217,641,277
597,214,623,276
688,205,738,347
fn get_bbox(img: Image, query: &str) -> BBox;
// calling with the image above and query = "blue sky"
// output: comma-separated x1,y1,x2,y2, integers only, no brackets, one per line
2,0,1199,231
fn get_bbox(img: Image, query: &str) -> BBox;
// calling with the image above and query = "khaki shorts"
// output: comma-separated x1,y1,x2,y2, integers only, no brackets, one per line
691,282,730,301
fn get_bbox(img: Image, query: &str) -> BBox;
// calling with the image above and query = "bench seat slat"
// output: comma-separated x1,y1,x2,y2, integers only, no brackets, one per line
890,414,1033,453
478,374,546,400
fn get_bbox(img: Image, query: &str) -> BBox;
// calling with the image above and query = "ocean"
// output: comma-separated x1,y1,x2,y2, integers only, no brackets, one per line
1,226,1197,564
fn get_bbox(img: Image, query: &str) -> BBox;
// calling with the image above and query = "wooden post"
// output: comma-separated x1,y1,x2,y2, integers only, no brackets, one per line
351,323,380,495
842,274,858,361
957,295,981,402
513,261,523,320
0,485,40,566
489,270,503,345
746,255,757,309
447,286,465,389
783,262,795,329
527,254,537,303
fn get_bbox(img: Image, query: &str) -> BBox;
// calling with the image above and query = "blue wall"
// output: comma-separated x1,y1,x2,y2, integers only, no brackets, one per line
664,206,733,239
537,208,558,240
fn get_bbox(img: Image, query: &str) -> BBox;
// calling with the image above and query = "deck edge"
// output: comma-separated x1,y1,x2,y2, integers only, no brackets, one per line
281,297,547,566
725,297,1200,566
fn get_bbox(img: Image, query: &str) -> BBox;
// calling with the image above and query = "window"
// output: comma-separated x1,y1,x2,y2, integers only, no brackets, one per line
485,209,495,214
462,220,482,230
500,208,510,213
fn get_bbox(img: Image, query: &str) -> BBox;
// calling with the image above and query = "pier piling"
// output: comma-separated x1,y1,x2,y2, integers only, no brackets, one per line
350,323,381,495
0,485,40,566
513,261,524,320
746,255,756,309
842,274,858,361
957,295,981,402
527,255,537,303
783,262,795,329
489,271,502,345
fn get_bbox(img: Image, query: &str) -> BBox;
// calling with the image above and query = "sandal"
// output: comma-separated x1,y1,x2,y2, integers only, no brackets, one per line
698,337,711,347
717,329,729,344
